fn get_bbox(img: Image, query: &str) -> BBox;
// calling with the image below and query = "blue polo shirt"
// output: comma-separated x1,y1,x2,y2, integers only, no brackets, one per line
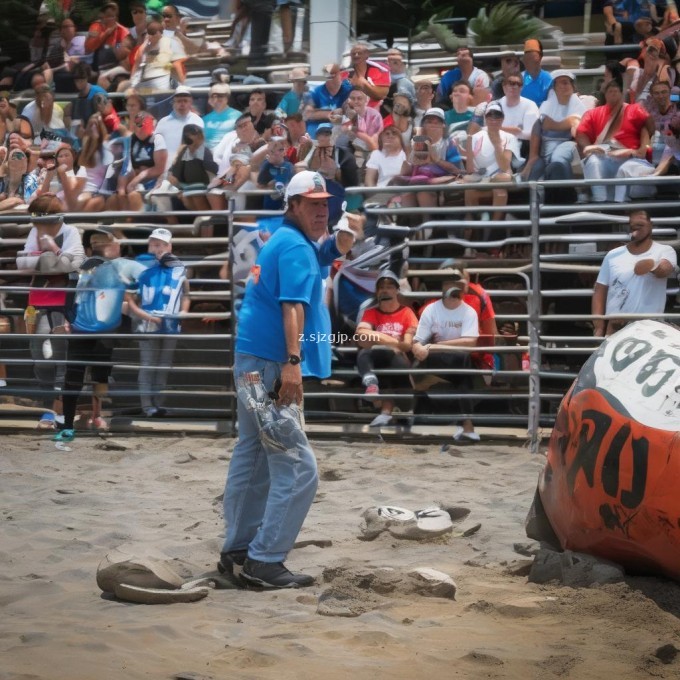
236,219,340,378
203,108,241,150
521,69,553,106
306,80,352,137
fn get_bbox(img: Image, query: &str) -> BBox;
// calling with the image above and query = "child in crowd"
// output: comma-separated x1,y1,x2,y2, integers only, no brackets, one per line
207,152,252,211
256,135,294,209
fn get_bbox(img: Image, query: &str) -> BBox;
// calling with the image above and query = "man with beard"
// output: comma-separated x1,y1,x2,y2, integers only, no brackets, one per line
592,209,677,337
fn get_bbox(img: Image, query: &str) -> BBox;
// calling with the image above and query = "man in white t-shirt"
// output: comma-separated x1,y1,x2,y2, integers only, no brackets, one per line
412,267,481,442
498,75,539,141
155,86,204,170
592,209,677,336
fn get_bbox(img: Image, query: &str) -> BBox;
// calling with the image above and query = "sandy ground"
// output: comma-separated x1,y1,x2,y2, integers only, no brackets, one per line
1,433,680,680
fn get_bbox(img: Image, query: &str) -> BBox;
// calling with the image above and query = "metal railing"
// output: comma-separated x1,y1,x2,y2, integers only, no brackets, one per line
1,175,678,449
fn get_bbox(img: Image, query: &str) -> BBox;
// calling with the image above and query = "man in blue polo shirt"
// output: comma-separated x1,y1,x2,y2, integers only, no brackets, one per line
521,39,552,107
219,171,359,589
303,63,352,138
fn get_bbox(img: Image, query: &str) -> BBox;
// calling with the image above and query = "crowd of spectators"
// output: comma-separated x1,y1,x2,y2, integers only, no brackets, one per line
1,2,679,440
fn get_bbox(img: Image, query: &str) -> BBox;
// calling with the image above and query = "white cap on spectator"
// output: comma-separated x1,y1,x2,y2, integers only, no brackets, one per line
210,82,230,95
550,69,576,83
149,227,172,243
284,171,332,203
174,86,192,97
423,107,445,121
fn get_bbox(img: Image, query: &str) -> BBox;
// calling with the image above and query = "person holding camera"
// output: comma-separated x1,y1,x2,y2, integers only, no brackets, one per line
16,195,85,430
168,124,218,214
37,144,87,211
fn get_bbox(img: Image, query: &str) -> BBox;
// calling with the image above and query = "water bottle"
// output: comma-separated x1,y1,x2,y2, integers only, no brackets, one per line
651,131,664,166
236,372,308,454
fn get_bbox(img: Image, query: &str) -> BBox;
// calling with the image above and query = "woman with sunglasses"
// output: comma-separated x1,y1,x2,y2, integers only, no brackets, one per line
0,148,40,211
106,111,167,212
128,20,184,93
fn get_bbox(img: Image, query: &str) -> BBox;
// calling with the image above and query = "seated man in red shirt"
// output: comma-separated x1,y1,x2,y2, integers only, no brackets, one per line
344,43,391,110
355,271,418,427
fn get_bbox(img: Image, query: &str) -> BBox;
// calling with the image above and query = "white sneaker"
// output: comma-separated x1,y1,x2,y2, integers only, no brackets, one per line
452,426,481,442
369,413,393,427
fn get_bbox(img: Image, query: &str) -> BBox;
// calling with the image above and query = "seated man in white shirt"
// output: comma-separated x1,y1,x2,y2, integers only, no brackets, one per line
412,266,480,443
470,75,538,159
154,86,204,172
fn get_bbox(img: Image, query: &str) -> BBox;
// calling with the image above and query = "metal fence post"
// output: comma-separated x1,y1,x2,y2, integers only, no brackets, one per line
227,196,237,438
528,182,542,453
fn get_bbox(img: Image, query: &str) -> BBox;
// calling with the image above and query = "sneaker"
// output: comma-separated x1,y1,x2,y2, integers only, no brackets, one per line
369,413,393,427
54,429,75,443
452,426,481,443
240,558,314,589
364,383,380,397
217,550,248,583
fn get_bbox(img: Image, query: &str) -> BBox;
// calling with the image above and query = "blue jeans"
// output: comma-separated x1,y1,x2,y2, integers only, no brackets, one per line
137,335,178,411
528,140,577,182
222,352,318,563
583,153,656,202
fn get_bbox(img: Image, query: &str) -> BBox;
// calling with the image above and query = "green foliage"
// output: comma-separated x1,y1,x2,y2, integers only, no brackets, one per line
468,2,546,46
413,19,463,53
43,0,100,23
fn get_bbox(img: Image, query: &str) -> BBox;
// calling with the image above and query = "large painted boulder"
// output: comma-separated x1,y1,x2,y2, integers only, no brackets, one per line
529,320,680,580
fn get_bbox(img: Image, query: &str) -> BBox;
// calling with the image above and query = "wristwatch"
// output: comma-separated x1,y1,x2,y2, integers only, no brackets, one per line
288,354,301,366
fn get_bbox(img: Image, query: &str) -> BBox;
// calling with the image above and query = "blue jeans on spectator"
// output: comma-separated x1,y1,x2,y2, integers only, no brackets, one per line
138,335,177,412
583,153,656,202
528,141,579,204
222,351,318,563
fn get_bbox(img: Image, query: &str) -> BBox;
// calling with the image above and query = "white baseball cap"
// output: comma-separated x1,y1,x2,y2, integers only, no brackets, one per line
285,171,332,202
149,227,172,243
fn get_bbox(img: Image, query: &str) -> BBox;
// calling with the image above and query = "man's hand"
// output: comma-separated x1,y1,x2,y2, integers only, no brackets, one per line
608,148,634,159
278,362,303,406
412,343,429,361
633,258,656,275
583,145,606,157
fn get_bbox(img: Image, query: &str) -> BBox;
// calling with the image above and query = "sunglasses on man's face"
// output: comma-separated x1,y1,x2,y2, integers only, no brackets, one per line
11,152,26,160
162,13,175,18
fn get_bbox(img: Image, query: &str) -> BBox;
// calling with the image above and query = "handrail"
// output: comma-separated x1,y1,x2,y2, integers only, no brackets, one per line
2,172,679,448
